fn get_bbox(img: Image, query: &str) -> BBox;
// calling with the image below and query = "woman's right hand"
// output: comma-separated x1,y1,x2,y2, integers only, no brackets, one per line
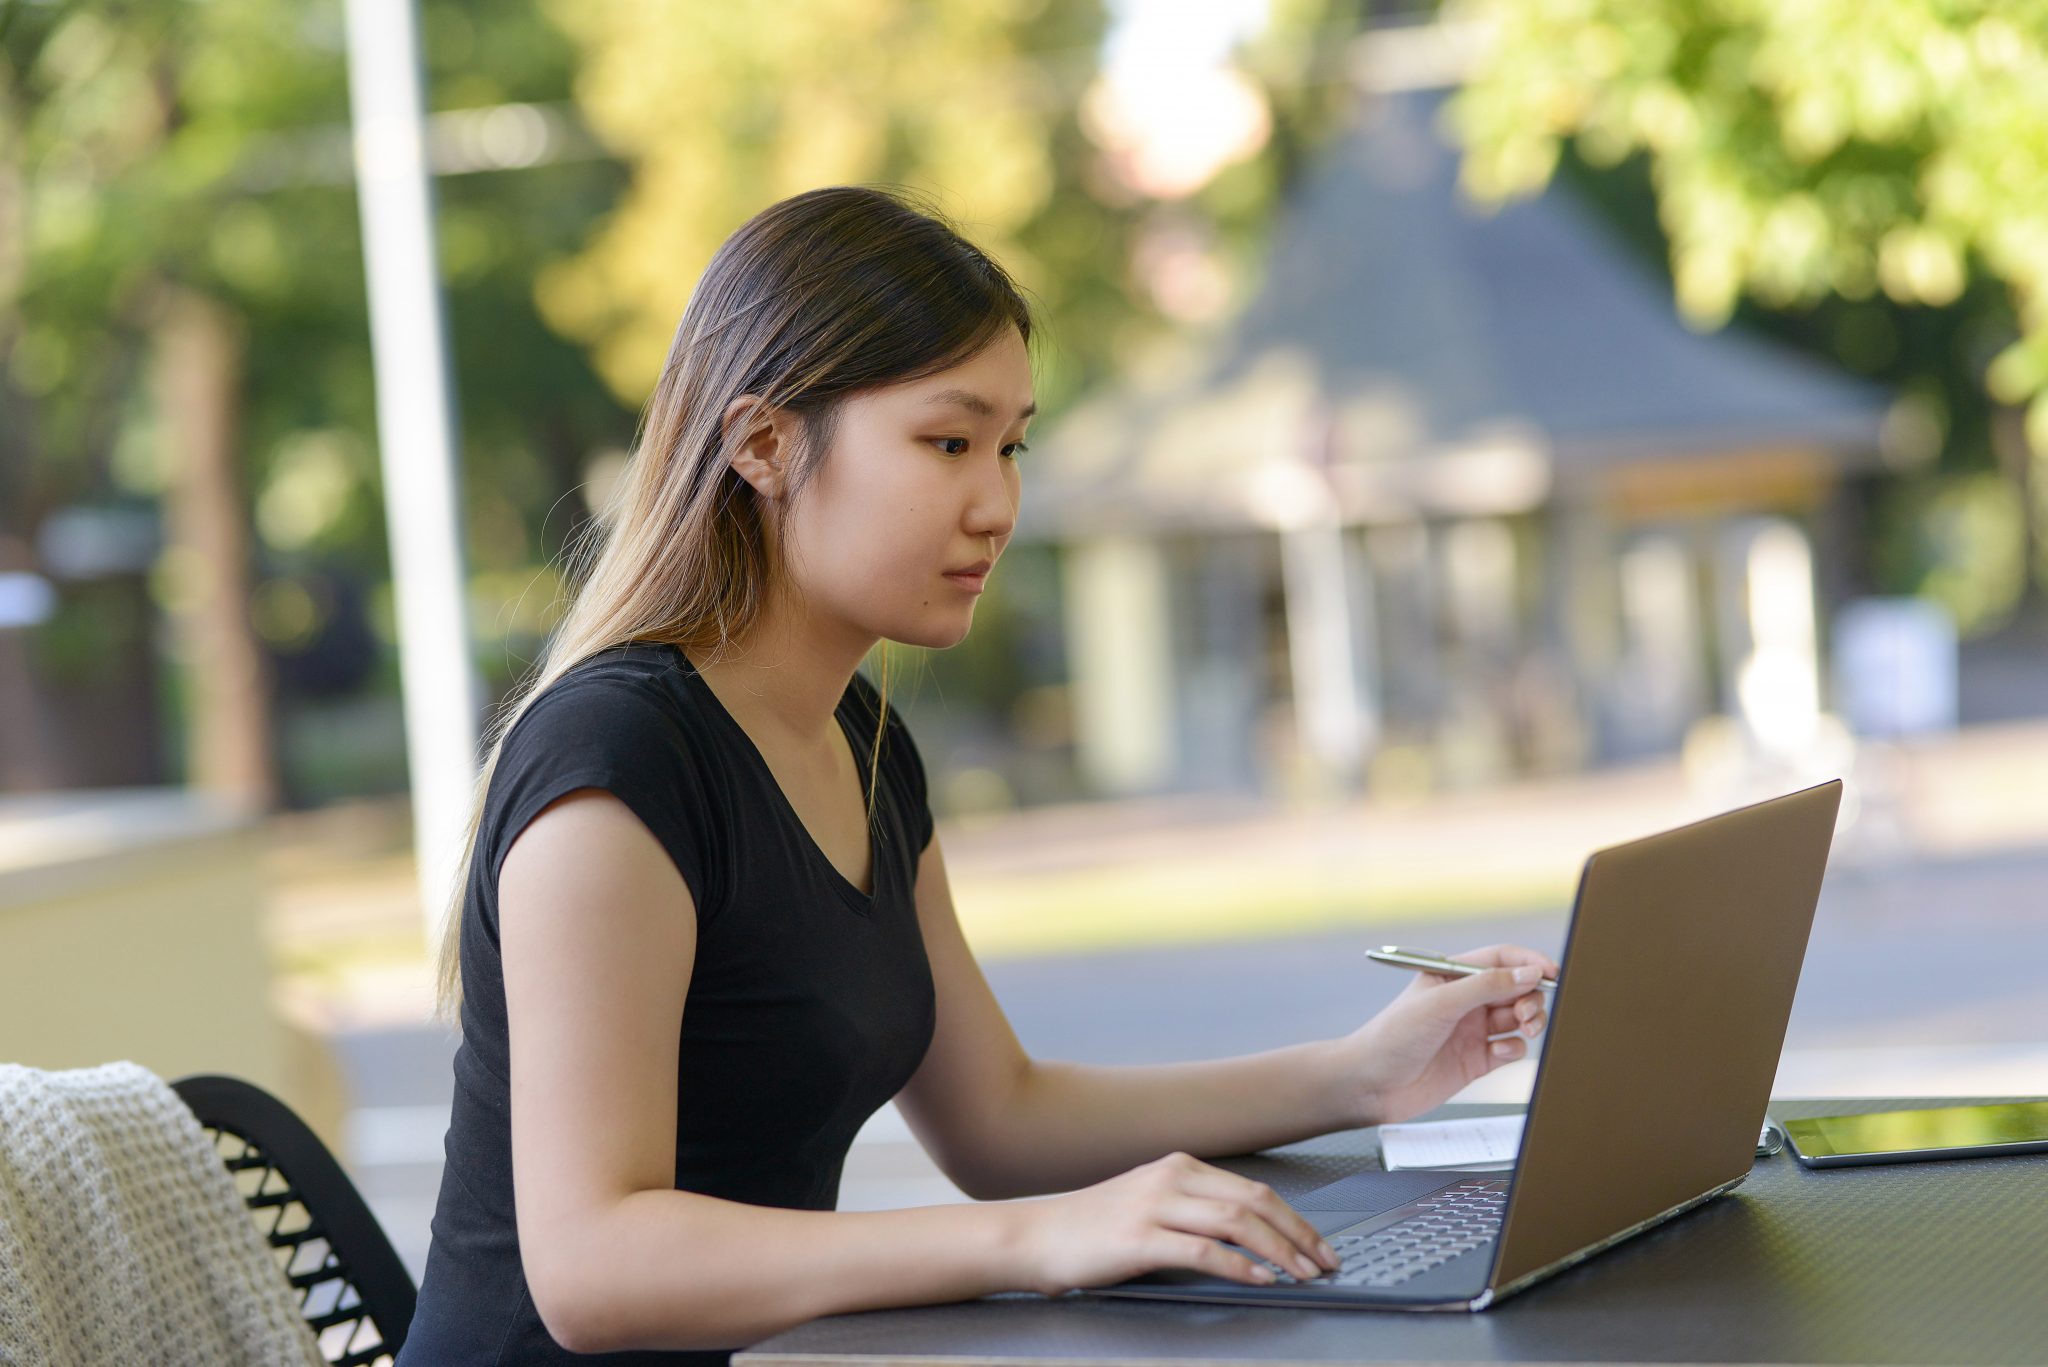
1009,1151,1340,1295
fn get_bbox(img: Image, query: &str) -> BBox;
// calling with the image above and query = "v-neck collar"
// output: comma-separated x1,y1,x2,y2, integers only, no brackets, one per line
668,646,881,914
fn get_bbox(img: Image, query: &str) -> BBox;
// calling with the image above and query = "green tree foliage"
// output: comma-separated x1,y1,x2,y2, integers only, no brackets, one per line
1445,0,2048,607
1,0,635,796
1,0,348,527
537,0,1373,416
534,0,1141,418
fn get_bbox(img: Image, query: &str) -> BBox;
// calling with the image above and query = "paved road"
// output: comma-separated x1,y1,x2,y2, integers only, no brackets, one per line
333,844,2048,1279
979,844,2048,1063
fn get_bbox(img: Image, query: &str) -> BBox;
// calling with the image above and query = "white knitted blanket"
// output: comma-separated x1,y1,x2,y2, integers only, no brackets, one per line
0,1061,325,1367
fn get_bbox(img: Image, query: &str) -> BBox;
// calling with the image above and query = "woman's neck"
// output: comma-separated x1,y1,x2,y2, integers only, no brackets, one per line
687,587,875,747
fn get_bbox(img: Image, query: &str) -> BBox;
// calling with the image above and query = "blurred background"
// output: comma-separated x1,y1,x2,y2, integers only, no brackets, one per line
4,0,2045,1280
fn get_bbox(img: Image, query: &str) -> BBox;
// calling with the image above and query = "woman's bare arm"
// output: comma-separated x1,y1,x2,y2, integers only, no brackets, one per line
892,838,1358,1200
500,790,1033,1353
892,838,1550,1200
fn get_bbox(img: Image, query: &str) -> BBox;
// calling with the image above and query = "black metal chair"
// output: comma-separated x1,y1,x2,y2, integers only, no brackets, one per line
173,1074,417,1366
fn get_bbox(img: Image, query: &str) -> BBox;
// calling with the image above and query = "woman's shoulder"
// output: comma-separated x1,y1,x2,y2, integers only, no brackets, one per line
549,638,691,697
482,641,728,912
500,641,712,763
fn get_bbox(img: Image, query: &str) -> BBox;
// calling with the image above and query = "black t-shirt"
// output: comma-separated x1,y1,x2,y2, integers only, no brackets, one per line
398,642,937,1366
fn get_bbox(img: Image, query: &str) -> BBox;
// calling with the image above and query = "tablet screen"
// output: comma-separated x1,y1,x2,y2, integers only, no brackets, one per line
1786,1101,2048,1158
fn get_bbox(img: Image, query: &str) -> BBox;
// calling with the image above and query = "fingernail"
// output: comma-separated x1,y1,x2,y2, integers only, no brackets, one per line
1513,966,1539,984
1320,1242,1338,1263
1492,1040,1515,1057
1296,1255,1319,1277
1253,1263,1276,1282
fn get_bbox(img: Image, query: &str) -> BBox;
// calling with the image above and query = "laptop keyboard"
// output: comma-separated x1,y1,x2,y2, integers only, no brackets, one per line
1253,1178,1507,1289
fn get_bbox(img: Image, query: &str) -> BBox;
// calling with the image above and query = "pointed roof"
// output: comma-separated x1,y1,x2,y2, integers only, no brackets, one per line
1024,85,1890,538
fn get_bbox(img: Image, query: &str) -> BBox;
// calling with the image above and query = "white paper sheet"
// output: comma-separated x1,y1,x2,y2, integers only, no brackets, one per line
1378,1114,1777,1171
1377,1113,1525,1171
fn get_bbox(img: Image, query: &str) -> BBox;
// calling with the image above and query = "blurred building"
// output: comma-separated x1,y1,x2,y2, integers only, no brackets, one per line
1025,85,1891,797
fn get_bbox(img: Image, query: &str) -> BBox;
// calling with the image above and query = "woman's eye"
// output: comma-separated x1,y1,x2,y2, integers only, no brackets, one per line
930,437,1027,458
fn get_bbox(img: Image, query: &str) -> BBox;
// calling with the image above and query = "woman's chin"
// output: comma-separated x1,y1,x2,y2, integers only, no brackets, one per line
888,610,976,651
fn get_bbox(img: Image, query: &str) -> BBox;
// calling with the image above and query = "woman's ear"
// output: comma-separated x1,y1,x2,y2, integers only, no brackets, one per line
722,394,796,500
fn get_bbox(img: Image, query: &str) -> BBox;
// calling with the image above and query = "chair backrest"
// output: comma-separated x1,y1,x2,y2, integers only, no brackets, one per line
174,1074,416,1366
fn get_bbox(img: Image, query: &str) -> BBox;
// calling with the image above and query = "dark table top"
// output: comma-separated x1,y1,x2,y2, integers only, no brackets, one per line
739,1098,2048,1367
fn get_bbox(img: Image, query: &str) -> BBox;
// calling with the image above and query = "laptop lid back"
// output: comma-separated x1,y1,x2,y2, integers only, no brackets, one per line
1487,779,1843,1296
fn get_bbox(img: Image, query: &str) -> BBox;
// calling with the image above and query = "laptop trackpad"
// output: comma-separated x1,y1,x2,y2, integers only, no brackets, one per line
1291,1169,1469,1238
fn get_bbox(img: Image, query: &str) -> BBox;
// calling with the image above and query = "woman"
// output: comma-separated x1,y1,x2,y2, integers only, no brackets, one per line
397,185,1557,1365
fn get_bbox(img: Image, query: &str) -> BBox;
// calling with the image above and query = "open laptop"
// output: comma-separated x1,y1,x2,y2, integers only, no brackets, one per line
1093,778,1843,1312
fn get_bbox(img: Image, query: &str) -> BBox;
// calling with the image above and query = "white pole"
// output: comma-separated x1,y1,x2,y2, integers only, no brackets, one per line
1065,537,1177,795
344,0,481,945
1279,518,1366,791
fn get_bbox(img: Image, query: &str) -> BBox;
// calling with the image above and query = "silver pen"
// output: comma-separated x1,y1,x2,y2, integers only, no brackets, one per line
1367,945,1558,992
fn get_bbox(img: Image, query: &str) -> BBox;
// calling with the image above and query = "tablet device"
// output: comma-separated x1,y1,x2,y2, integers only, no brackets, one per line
1782,1101,2048,1168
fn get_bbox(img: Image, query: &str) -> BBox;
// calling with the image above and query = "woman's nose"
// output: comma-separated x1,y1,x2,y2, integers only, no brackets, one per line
967,460,1018,540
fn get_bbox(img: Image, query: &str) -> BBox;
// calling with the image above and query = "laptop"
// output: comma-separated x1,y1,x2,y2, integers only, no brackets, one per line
1092,778,1843,1312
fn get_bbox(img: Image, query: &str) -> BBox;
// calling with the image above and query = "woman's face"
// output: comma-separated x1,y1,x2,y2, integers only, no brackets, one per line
779,325,1033,650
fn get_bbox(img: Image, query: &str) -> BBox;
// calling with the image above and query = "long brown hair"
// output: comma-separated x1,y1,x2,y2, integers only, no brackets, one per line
434,185,1035,1020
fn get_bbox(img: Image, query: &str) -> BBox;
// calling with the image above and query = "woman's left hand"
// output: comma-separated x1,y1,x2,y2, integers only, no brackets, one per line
1331,943,1561,1127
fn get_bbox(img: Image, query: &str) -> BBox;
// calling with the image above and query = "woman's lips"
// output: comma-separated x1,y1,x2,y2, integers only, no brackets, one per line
943,569,988,594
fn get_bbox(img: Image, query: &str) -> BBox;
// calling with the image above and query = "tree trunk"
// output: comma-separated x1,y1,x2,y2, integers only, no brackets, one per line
148,280,281,810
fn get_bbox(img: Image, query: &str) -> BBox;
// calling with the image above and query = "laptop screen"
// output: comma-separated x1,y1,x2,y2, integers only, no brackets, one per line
1486,780,1841,1296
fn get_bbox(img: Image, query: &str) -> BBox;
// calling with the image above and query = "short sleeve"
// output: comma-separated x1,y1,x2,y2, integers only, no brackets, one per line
483,674,720,924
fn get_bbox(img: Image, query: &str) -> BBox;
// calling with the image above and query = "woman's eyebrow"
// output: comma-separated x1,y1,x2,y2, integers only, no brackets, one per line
924,388,1037,420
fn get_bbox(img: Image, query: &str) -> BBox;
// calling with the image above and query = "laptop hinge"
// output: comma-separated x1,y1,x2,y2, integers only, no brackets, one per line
1489,1172,1748,1304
